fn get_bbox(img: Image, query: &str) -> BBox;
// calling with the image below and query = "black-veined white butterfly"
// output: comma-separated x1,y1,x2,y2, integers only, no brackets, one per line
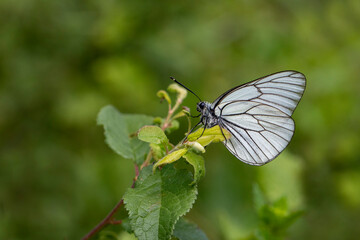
172,70,306,166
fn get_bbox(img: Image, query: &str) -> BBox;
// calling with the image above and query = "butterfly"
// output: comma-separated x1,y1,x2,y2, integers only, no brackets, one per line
172,71,306,166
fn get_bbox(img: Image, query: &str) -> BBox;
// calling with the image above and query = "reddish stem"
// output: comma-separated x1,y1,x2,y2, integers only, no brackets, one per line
82,199,124,240
82,166,139,240
109,219,123,225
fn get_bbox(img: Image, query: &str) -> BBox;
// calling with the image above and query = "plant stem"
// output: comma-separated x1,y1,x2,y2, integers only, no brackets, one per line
140,151,153,170
162,94,184,130
82,166,139,240
82,199,124,240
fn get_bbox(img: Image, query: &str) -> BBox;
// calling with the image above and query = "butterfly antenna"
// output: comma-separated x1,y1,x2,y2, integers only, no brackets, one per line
170,77,202,102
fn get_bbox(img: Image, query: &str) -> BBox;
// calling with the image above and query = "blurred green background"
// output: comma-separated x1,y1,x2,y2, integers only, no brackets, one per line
1,0,360,239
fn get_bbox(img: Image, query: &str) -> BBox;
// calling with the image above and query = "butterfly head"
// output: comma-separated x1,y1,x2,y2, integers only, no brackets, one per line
196,101,218,127
196,102,206,112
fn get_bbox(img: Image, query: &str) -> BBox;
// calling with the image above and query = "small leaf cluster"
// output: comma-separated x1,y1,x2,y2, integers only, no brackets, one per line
96,84,218,240
248,185,304,240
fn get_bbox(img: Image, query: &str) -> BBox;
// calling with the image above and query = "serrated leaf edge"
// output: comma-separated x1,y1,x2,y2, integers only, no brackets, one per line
123,167,199,240
169,187,198,239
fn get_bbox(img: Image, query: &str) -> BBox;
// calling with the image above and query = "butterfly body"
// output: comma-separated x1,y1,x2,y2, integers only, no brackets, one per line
194,71,306,166
197,101,219,128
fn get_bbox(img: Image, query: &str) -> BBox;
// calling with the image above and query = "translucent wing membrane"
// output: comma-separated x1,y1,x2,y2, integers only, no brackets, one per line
212,71,306,165
212,71,306,116
219,101,294,165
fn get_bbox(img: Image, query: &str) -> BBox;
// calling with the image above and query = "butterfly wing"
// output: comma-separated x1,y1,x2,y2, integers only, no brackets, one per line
213,71,306,165
212,71,306,116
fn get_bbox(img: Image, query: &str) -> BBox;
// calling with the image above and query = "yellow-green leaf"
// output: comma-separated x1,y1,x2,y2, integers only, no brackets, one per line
150,142,173,160
168,83,187,100
156,90,171,104
172,110,187,119
153,117,163,125
187,125,231,146
183,151,205,185
153,148,188,172
138,125,168,144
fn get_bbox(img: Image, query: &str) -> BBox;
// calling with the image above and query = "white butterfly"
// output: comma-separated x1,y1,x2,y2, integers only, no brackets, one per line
175,71,306,166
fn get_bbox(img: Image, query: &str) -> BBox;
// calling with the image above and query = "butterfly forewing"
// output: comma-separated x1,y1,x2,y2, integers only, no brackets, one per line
212,71,305,165
212,71,306,116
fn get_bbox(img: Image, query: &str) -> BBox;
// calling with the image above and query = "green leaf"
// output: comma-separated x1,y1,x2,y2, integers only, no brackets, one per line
183,152,205,184
157,90,171,105
168,83,187,100
172,218,208,240
150,142,173,161
153,148,188,172
121,218,133,234
138,125,168,144
187,126,231,147
123,165,198,240
253,187,304,239
97,105,153,164
172,110,187,120
150,143,164,161
165,119,179,134
153,117,164,125
272,197,288,215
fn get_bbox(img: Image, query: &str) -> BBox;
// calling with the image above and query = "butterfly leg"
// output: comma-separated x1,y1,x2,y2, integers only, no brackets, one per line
198,117,208,139
182,120,202,143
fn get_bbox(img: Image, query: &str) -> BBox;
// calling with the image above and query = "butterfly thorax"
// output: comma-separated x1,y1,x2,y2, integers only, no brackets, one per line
197,101,219,128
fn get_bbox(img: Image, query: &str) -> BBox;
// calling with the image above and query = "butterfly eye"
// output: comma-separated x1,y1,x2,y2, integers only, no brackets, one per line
197,102,205,112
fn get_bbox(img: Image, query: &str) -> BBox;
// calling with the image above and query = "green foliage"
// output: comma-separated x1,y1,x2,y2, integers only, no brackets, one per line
97,87,213,239
172,218,208,240
183,152,206,185
157,90,172,105
187,126,231,147
153,148,188,172
252,185,304,240
97,105,153,164
95,86,234,239
123,165,198,240
138,125,169,145
166,120,180,134
167,83,187,100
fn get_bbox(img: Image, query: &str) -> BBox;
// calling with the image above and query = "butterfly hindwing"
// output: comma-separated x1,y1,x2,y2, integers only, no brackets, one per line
219,101,294,165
